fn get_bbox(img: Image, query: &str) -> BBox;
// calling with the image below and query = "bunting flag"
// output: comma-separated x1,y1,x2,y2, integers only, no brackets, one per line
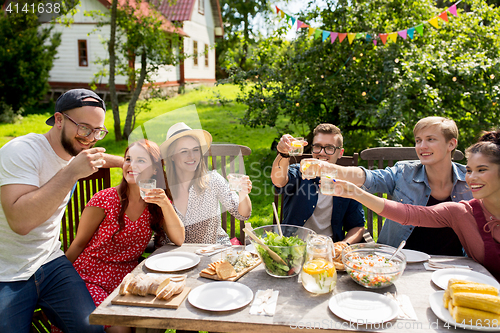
439,11,449,22
448,4,458,16
274,1,461,47
330,32,338,43
388,32,398,43
429,16,440,29
347,33,356,44
407,27,415,39
322,30,330,42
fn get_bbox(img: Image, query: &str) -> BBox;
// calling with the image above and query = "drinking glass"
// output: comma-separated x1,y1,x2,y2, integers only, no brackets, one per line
289,137,305,156
138,179,156,199
300,158,321,179
301,234,337,294
320,164,338,195
228,173,245,192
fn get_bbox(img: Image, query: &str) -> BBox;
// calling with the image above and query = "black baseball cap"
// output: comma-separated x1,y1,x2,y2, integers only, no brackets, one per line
46,89,106,126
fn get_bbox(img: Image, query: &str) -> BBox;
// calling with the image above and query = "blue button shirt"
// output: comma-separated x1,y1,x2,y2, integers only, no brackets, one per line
274,164,365,242
361,160,472,247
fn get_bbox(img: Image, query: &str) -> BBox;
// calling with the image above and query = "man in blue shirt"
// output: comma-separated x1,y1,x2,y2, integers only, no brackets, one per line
329,117,471,256
271,124,365,243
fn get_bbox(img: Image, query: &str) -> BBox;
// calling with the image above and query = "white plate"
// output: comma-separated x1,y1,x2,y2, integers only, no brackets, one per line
401,249,430,263
145,252,200,272
328,291,399,324
430,291,500,331
431,269,500,290
188,281,254,311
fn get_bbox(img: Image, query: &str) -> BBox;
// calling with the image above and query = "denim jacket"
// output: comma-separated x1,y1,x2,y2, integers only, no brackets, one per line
274,164,365,242
361,160,472,247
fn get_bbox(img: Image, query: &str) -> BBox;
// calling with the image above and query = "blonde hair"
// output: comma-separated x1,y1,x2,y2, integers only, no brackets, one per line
165,135,209,199
313,123,343,147
413,117,458,158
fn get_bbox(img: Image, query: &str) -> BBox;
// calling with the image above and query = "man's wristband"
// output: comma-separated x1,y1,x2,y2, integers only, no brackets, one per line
278,151,290,158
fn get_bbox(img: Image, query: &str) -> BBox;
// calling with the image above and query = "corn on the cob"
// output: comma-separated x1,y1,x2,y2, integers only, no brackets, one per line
452,292,500,314
449,283,499,297
452,305,500,323
447,279,483,289
443,289,451,309
448,302,455,317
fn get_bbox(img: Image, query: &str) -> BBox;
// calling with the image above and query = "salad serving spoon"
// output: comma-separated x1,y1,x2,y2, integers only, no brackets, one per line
388,240,406,261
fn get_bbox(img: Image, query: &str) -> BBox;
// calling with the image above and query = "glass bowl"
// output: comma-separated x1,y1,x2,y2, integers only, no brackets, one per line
249,225,315,278
342,243,406,288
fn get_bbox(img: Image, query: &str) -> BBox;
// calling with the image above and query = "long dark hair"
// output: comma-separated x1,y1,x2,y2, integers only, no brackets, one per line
465,130,500,167
113,139,172,242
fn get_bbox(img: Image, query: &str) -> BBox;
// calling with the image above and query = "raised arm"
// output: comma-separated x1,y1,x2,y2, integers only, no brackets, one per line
271,134,297,187
145,188,185,246
328,179,386,214
101,153,124,168
1,148,107,235
65,206,106,263
236,176,252,218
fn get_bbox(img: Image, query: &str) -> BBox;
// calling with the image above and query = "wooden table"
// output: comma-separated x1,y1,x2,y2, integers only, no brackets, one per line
90,244,494,332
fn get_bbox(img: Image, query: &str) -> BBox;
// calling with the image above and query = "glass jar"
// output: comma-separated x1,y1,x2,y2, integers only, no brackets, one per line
301,234,337,294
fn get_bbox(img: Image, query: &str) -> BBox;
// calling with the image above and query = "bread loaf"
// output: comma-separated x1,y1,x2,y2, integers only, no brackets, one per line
157,282,176,300
119,273,134,295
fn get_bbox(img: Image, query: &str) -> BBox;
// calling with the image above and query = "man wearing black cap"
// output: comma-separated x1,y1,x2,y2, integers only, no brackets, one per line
0,89,122,333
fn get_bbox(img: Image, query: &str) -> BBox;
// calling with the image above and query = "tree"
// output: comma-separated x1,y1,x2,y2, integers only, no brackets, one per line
90,0,181,140
0,0,61,116
231,0,500,153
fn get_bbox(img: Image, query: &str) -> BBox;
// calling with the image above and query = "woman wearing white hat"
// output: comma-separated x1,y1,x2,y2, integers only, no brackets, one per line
159,122,252,245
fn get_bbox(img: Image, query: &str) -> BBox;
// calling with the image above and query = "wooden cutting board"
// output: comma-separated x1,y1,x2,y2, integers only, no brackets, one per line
199,255,262,282
111,287,190,309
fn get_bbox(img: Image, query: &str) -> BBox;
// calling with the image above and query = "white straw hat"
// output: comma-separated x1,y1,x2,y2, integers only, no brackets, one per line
160,122,212,158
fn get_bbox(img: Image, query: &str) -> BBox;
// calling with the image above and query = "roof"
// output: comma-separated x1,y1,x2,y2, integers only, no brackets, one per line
98,0,187,36
157,0,223,37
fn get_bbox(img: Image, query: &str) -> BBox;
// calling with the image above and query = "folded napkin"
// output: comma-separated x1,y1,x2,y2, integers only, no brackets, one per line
385,293,418,321
424,261,471,271
194,245,226,256
250,289,279,316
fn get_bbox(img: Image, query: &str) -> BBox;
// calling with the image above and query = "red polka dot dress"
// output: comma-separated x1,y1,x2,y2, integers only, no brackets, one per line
52,187,152,332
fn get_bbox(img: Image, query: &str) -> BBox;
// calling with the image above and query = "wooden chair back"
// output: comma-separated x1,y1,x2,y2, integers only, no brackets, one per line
204,144,252,245
360,147,464,237
273,153,359,224
60,167,111,251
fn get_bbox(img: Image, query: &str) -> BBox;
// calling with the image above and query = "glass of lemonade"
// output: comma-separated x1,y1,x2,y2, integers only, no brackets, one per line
301,234,337,294
289,137,305,156
138,179,156,199
320,164,338,195
228,173,245,192
300,158,321,179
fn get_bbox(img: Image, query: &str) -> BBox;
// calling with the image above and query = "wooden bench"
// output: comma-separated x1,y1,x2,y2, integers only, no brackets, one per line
360,147,464,238
273,153,359,224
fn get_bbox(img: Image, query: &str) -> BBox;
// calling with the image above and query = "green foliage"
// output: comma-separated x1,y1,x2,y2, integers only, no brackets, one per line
0,0,61,114
231,0,500,153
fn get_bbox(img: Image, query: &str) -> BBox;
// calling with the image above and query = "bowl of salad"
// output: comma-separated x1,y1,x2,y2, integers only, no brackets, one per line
249,225,315,278
342,243,406,288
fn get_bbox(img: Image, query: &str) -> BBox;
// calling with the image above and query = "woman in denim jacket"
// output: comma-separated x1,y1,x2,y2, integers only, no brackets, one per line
330,117,472,255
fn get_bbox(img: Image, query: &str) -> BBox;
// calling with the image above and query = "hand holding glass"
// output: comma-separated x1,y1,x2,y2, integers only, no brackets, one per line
289,137,306,156
139,179,156,199
228,173,245,192
320,164,338,195
300,159,321,179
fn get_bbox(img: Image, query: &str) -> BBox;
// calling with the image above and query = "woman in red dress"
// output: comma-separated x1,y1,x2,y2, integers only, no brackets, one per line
53,139,184,333
326,130,500,281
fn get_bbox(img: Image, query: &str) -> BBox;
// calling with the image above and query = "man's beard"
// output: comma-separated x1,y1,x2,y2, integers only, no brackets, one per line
61,127,95,156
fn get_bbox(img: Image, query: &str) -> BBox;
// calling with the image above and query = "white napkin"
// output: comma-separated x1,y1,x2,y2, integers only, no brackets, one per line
194,245,226,256
250,289,279,316
423,262,471,271
385,293,418,321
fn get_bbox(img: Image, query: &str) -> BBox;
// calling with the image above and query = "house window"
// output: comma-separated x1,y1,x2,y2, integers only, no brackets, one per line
204,44,209,67
78,40,88,67
198,0,204,15
193,40,198,66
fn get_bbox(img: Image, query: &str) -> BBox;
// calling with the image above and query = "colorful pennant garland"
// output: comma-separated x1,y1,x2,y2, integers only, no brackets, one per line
275,1,461,46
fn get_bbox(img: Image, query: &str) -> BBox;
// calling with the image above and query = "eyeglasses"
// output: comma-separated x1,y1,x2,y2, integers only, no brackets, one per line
311,144,342,155
62,113,108,140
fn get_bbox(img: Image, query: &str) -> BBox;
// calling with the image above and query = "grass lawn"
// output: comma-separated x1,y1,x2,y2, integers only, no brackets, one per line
0,84,296,232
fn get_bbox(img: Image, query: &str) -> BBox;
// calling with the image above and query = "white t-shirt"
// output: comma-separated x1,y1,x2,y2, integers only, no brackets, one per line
0,133,70,281
304,193,333,237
